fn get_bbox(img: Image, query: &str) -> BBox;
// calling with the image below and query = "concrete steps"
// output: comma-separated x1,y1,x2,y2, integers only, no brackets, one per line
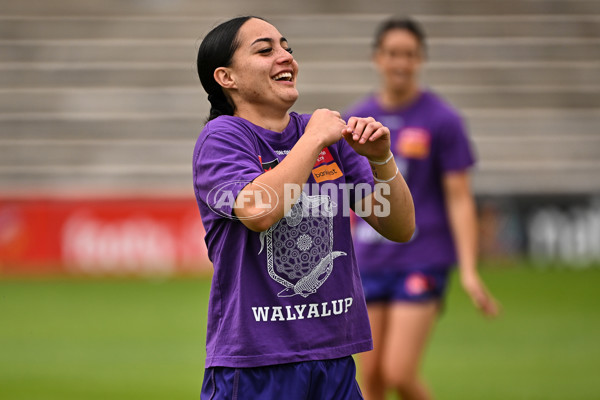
2,105,599,138
2,15,599,40
1,1,599,196
0,61,599,89
2,85,598,114
3,134,597,167
2,109,599,140
1,0,599,17
3,38,599,63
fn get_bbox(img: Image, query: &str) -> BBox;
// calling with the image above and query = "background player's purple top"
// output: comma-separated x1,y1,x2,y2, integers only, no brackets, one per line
193,112,374,368
344,90,476,272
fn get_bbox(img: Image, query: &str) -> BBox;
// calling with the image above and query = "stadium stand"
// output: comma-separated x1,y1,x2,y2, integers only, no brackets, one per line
1,0,599,196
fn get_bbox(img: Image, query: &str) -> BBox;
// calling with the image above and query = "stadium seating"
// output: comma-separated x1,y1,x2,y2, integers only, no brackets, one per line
1,0,599,196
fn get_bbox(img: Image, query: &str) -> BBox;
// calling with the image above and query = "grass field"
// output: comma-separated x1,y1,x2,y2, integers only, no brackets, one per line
1,264,599,400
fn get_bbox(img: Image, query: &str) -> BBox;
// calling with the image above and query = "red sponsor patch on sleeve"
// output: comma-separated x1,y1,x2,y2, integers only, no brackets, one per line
314,147,334,167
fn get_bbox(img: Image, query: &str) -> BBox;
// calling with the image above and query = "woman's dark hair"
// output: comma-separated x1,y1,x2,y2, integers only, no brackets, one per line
373,17,427,56
197,16,263,122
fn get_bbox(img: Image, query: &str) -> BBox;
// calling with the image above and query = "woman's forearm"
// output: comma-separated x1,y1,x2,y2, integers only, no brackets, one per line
234,133,325,232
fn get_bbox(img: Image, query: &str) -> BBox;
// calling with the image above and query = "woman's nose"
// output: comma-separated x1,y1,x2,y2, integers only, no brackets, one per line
277,48,294,63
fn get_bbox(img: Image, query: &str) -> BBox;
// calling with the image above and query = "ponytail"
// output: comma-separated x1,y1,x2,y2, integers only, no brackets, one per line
207,93,235,122
197,16,263,122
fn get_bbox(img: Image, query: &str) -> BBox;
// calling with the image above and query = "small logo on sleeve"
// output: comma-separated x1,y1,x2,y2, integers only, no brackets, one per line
314,147,334,167
312,162,344,183
396,128,431,159
259,155,279,172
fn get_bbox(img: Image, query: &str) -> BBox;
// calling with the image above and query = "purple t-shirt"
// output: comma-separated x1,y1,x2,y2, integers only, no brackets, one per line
344,90,475,271
193,112,374,368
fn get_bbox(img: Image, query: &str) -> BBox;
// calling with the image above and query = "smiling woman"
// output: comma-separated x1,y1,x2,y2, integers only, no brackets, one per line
196,16,298,128
192,16,415,400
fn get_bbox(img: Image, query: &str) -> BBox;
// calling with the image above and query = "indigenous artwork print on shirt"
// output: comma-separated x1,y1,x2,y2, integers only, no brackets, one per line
259,191,346,298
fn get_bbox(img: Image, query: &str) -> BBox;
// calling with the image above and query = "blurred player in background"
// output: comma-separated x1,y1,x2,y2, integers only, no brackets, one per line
194,16,415,399
344,17,500,400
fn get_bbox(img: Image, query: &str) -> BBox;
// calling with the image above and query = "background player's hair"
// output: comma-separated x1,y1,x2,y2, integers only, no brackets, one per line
373,16,427,57
196,16,264,122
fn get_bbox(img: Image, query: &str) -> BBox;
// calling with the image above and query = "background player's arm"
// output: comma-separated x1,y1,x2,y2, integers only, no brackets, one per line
443,171,500,317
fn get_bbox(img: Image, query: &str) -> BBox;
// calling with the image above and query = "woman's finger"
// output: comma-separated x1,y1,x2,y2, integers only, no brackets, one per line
367,125,390,142
356,121,382,144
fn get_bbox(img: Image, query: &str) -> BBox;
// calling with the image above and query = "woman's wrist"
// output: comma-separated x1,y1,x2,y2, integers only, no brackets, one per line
459,266,479,281
370,154,399,182
298,130,328,157
373,167,399,183
367,151,394,165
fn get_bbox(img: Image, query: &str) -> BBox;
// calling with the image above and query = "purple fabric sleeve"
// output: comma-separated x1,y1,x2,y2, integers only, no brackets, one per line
437,113,476,173
194,128,264,218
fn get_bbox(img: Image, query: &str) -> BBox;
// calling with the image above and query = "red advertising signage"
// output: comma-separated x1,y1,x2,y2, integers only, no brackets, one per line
0,198,210,276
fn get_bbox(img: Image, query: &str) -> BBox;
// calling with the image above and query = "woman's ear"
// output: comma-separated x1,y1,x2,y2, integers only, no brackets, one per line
214,67,237,89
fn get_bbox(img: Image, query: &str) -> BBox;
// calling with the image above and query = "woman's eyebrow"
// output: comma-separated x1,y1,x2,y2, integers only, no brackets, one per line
251,37,288,46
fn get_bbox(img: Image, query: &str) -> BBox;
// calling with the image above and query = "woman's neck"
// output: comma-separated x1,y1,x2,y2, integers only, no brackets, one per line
235,106,290,133
379,84,420,109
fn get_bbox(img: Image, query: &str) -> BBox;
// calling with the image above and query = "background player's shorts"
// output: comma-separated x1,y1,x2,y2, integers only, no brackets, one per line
201,356,364,400
360,267,451,303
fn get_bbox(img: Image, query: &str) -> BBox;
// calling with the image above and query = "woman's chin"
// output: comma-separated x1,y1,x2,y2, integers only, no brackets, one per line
281,90,299,107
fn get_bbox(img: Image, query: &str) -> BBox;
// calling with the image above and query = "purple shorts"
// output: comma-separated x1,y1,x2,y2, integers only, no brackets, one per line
200,356,364,400
360,268,450,303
